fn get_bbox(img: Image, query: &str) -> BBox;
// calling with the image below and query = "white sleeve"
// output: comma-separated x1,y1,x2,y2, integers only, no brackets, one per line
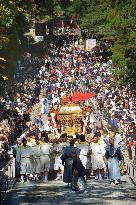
101,145,106,156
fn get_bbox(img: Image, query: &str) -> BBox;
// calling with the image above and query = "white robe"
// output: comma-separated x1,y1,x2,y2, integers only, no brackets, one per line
90,142,106,170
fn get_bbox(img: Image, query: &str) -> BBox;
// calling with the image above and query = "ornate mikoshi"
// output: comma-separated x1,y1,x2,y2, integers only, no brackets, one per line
57,102,85,134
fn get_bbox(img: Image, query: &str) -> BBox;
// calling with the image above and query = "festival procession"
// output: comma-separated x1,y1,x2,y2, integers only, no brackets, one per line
0,0,136,204
1,35,135,192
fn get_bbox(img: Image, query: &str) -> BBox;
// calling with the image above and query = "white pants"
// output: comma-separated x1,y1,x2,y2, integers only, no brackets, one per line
20,158,33,175
33,158,41,174
54,155,64,171
40,155,50,172
91,154,106,170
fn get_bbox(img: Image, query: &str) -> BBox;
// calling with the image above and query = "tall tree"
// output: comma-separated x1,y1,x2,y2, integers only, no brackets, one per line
0,0,35,78
0,0,65,79
68,0,136,86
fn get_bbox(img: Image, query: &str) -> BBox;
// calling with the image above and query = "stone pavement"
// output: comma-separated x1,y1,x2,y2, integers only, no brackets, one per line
1,176,136,205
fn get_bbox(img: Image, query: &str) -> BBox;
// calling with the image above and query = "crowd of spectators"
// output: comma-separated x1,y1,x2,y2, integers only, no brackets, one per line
41,37,136,161
0,53,47,170
0,33,136,172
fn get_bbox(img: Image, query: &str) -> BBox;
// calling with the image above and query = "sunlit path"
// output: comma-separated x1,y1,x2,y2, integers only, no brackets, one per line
2,176,136,205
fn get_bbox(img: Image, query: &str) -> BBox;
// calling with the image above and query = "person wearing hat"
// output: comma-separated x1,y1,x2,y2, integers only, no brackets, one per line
16,138,33,183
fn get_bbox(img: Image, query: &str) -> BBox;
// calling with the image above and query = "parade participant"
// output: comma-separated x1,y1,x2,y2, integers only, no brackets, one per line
89,133,106,180
16,138,33,183
1,30,136,191
12,138,22,158
76,134,89,170
32,138,41,180
12,138,22,179
62,139,80,187
27,135,36,147
105,138,122,185
49,138,57,172
39,136,51,182
106,129,122,151
97,131,107,150
71,150,87,193
54,138,64,180
97,131,109,177
86,136,92,177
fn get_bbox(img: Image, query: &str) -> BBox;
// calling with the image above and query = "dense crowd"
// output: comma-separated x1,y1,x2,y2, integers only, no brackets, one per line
0,53,48,169
0,33,136,193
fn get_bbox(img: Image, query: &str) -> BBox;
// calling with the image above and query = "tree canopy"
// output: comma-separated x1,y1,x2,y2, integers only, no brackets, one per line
0,0,34,78
0,0,64,79
0,0,136,86
68,0,136,86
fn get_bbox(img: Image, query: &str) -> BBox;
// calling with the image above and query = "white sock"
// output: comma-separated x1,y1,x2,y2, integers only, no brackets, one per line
115,180,119,184
95,174,99,179
30,174,33,178
57,173,61,178
21,175,24,181
99,173,102,180
44,176,47,181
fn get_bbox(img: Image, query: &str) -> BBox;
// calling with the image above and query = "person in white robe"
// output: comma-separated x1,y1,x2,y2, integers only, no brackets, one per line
89,133,106,180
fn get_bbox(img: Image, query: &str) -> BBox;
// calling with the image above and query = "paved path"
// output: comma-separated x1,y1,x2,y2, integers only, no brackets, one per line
9,68,135,205
2,176,136,205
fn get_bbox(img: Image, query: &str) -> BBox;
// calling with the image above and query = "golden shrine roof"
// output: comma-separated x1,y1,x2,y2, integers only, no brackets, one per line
58,103,82,114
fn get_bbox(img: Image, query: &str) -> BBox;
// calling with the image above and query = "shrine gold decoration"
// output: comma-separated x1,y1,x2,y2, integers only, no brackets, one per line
58,103,83,134
65,127,79,135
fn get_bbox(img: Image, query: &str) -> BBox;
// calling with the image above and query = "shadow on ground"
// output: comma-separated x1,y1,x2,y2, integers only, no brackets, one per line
1,179,136,205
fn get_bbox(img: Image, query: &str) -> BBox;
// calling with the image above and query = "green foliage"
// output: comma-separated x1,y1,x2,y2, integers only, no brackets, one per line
0,0,65,78
2,0,135,86
54,4,65,17
0,0,34,77
69,0,136,86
